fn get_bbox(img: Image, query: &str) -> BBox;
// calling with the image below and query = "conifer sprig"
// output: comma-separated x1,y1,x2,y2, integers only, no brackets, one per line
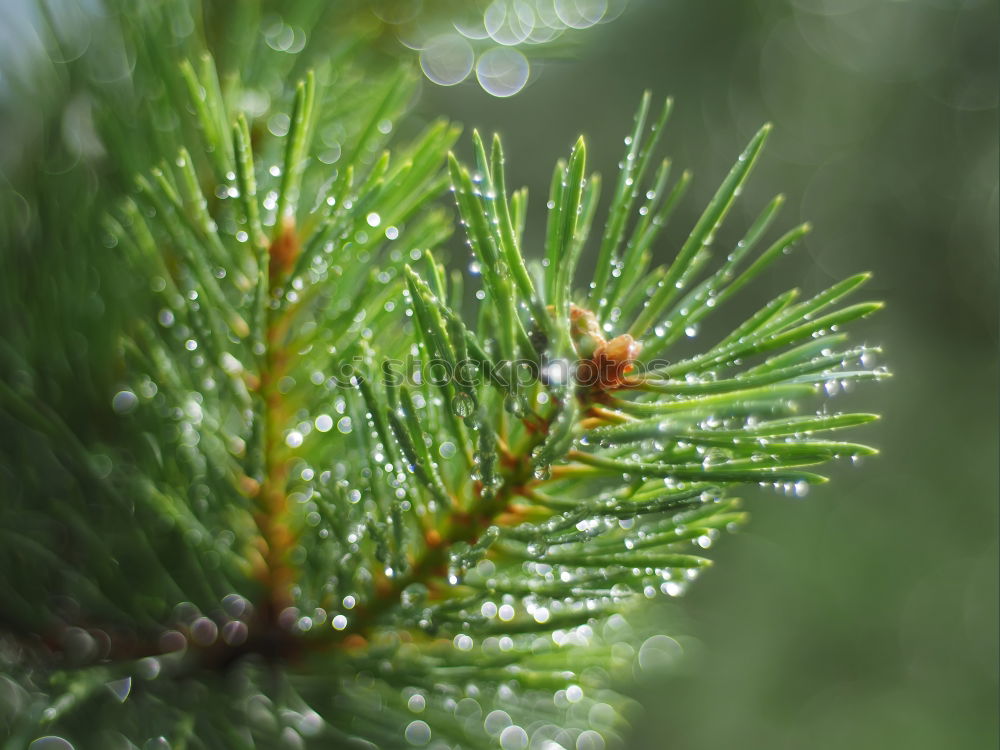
0,3,886,747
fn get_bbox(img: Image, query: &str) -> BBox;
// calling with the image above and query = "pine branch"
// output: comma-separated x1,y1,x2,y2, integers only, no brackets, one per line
0,2,888,747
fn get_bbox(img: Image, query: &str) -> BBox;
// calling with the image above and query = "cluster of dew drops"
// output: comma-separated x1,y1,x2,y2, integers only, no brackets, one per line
412,0,624,98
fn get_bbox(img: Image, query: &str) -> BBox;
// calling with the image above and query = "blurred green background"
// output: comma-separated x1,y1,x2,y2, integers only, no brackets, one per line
423,0,998,748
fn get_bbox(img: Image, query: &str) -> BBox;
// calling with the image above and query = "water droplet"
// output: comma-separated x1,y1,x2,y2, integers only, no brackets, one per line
484,709,512,736
106,676,132,703
476,47,530,97
188,616,217,646
112,390,138,414
420,34,475,86
30,739,75,750
222,620,248,646
137,656,160,680
577,729,606,750
503,393,527,417
451,392,475,418
638,634,682,672
557,0,610,29
663,581,684,597
404,720,431,746
543,359,570,385
499,725,529,750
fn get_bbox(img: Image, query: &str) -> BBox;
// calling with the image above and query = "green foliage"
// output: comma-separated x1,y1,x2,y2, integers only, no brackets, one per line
0,2,885,748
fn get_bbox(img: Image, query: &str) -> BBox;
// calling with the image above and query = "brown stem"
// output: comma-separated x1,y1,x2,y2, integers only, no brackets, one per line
253,228,301,619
